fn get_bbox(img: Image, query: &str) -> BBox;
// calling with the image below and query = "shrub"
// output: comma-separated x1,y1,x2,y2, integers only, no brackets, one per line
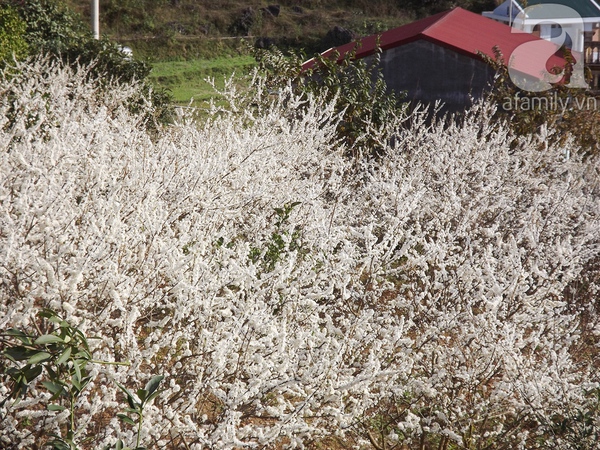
1,309,161,450
254,45,407,157
483,46,600,156
0,0,173,127
1,57,599,449
0,4,28,63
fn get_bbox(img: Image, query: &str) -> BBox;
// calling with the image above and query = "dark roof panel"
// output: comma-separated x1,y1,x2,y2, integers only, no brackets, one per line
516,0,600,18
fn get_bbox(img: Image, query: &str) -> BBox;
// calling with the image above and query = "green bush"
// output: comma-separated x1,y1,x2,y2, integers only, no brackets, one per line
2,0,147,81
9,0,83,53
1,309,163,450
0,5,28,63
1,0,174,126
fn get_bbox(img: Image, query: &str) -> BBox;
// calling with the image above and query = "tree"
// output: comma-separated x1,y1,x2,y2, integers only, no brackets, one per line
0,4,28,64
482,45,600,156
255,45,407,157
0,0,173,126
1,0,149,82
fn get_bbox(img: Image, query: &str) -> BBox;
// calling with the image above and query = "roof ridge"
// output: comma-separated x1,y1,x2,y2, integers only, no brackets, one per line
420,7,459,35
301,5,568,78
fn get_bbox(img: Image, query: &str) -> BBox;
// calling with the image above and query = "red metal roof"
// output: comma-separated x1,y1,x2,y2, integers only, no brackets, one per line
302,7,569,80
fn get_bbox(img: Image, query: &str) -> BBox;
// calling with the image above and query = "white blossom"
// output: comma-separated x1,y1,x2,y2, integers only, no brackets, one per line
0,57,599,449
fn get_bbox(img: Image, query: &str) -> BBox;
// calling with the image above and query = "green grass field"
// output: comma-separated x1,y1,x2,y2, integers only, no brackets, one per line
148,55,256,107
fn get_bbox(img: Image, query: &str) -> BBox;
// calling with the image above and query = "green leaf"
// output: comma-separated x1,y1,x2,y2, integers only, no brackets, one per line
47,435,70,450
46,365,58,380
27,351,52,364
79,376,92,392
116,382,138,409
73,349,92,361
38,309,55,319
117,413,136,426
71,374,81,391
34,334,65,345
145,390,161,405
73,359,82,382
56,347,72,365
49,317,63,326
4,328,33,344
74,328,90,350
47,404,66,412
6,367,21,377
136,388,147,403
126,394,136,409
4,346,34,361
42,381,66,397
144,375,164,396
23,364,43,383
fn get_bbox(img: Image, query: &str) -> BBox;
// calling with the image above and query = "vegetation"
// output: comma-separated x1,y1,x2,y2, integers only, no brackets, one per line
1,309,162,450
395,0,496,17
6,0,499,107
148,55,255,106
1,1,600,449
60,0,496,57
1,54,599,449
255,45,407,156
483,46,600,155
0,4,28,63
0,0,174,126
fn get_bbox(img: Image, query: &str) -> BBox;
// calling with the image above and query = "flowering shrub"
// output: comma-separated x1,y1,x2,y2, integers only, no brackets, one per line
1,57,599,449
254,46,406,157
0,0,174,129
481,46,600,157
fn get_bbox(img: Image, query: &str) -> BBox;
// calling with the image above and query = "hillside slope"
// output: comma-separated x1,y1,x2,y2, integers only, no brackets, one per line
65,0,497,59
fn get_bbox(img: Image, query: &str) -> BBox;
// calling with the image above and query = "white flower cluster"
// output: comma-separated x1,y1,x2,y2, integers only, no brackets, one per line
1,58,599,449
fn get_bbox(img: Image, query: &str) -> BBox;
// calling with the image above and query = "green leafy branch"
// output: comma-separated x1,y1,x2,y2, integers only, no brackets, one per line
249,201,303,273
0,308,164,450
255,43,407,157
112,375,165,450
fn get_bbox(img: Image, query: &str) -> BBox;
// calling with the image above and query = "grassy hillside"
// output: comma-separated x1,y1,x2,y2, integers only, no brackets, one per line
148,54,255,106
65,0,497,60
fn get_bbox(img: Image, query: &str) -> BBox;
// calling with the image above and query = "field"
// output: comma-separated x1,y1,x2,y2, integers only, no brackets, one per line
61,0,495,106
148,54,256,106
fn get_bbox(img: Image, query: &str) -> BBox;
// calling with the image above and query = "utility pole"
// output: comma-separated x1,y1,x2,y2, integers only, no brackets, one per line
91,0,99,39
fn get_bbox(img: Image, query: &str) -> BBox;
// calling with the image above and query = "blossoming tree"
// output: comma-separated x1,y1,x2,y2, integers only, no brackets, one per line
1,57,599,449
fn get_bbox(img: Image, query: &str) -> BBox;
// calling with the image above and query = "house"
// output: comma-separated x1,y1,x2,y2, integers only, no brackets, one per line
483,0,600,88
302,8,569,111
